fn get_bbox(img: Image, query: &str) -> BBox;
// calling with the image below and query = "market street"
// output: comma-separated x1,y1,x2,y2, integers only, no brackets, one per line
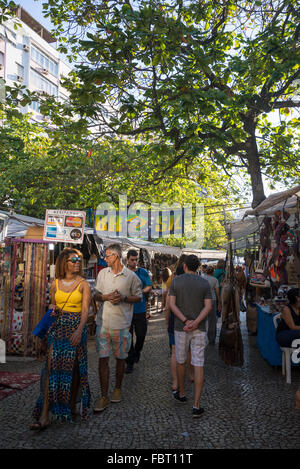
0,310,299,450
1,1,300,454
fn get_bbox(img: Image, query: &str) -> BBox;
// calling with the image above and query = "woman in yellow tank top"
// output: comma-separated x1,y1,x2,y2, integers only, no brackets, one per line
31,248,91,430
55,278,83,312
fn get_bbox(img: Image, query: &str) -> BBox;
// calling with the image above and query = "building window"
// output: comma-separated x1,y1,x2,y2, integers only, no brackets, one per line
29,100,40,113
31,45,58,77
30,68,58,97
16,63,24,79
5,28,17,46
59,93,68,103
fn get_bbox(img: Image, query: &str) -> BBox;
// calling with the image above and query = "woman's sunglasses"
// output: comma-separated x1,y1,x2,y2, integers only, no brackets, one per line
68,257,82,264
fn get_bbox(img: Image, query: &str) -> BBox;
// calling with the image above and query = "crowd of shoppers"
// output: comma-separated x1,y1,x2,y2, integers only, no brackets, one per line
31,245,242,429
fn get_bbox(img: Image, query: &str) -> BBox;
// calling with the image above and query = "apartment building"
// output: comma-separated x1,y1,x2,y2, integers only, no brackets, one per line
0,5,71,121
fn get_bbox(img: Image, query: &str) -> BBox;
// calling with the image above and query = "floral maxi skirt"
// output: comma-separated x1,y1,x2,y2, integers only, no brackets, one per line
33,311,91,422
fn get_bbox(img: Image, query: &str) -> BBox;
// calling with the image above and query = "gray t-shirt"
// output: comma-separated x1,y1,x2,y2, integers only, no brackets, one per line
169,273,212,332
202,274,218,301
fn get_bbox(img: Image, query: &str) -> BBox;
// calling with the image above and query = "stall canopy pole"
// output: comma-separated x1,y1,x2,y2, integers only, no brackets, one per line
8,243,17,352
297,197,300,291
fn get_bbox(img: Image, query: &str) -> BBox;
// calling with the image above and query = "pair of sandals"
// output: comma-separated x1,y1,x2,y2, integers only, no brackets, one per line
30,420,51,432
30,407,78,431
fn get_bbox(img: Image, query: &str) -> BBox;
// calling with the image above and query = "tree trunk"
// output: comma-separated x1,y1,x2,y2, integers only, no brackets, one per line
243,116,266,208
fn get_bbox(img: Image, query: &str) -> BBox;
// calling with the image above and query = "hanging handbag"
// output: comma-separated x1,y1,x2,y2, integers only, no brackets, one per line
219,321,239,349
246,303,257,333
33,280,83,339
219,288,244,367
218,243,244,367
286,255,298,285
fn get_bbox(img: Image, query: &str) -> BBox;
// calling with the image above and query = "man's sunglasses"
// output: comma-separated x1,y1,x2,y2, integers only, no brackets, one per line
68,257,82,263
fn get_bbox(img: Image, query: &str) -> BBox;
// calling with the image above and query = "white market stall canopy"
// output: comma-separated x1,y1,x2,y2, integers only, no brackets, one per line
225,217,262,239
0,212,9,242
182,248,227,260
222,185,300,251
221,216,262,251
98,235,226,259
98,234,182,256
0,210,44,239
222,236,258,251
244,185,300,217
1,211,93,241
1,210,225,258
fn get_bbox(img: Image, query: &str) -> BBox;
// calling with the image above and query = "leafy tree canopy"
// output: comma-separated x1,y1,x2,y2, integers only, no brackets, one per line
0,102,239,247
40,0,300,207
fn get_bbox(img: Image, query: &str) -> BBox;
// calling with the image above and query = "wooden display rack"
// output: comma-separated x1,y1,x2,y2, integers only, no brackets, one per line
0,238,50,357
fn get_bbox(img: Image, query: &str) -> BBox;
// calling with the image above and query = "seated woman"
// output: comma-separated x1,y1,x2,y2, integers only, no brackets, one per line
276,288,300,347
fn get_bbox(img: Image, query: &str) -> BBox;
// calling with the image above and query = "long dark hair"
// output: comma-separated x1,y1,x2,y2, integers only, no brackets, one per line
287,288,299,305
162,267,171,283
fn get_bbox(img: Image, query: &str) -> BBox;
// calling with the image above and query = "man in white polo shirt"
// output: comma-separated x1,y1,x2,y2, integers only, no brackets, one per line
93,243,142,412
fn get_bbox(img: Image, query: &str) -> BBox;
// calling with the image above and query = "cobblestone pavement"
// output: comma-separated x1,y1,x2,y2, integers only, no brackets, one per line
0,310,300,450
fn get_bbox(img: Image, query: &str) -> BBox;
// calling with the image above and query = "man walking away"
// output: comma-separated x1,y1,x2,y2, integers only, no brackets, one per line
169,255,212,418
125,249,152,373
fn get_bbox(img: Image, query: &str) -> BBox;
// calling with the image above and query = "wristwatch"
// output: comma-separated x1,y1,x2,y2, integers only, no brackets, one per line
123,295,128,303
183,318,188,324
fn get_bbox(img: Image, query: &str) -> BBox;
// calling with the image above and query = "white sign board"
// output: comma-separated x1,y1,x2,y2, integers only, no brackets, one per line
43,210,86,244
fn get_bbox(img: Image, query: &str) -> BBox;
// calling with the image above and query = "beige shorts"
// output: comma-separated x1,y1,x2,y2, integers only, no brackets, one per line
174,330,206,367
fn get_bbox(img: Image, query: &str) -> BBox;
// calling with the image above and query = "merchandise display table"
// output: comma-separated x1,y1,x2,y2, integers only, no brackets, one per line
256,303,283,366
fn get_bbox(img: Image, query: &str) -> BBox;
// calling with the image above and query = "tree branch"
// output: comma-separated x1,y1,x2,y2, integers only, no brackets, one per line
272,100,300,109
270,68,300,100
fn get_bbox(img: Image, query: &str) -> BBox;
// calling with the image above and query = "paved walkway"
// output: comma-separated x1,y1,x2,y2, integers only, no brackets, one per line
0,311,300,449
